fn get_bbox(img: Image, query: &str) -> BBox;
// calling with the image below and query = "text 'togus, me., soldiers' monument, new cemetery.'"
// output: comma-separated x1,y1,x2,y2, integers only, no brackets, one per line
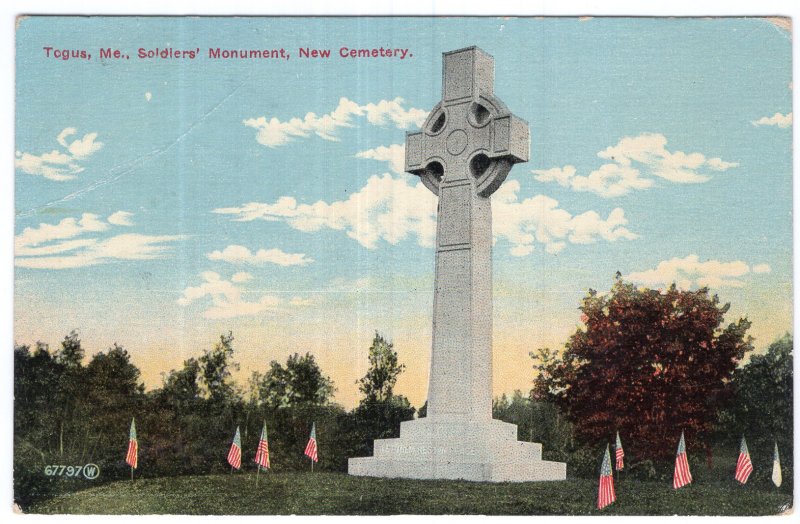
348,46,567,482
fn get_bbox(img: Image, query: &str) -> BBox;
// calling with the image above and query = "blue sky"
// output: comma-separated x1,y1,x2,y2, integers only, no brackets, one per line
14,17,792,408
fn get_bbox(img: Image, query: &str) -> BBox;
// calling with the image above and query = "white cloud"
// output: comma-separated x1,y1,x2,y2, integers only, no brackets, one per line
58,128,103,159
214,174,438,249
535,163,653,198
145,92,152,102
15,212,181,269
15,151,82,181
206,245,313,267
243,97,427,147
492,180,638,255
289,296,314,306
215,175,637,256
16,238,97,257
751,112,793,128
108,211,134,226
231,271,254,283
752,263,772,274
535,133,738,197
598,133,737,183
361,99,428,128
532,165,577,187
706,158,739,171
177,271,307,319
16,127,104,181
356,144,406,174
16,234,183,269
626,255,771,290
15,213,109,251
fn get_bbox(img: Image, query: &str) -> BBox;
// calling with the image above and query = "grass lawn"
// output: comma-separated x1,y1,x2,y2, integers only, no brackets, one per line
28,472,792,515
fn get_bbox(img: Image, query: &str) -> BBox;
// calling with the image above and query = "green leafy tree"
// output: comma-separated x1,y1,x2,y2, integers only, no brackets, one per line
532,276,753,461
52,331,89,458
81,344,145,476
158,357,202,411
14,342,63,506
54,330,84,368
251,352,336,469
148,357,210,475
492,390,575,464
258,353,335,409
349,332,415,458
718,334,792,485
199,332,240,404
358,332,406,403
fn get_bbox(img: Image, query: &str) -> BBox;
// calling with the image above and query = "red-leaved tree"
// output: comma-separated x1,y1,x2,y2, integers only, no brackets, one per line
532,275,753,461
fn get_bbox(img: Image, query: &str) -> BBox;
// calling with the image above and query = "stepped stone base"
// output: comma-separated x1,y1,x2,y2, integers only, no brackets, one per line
348,417,566,482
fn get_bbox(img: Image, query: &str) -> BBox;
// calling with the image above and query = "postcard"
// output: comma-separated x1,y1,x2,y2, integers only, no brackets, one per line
13,15,793,515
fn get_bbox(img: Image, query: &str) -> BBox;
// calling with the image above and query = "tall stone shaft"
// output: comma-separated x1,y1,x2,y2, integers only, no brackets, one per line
405,46,528,422
348,46,566,482
427,180,494,422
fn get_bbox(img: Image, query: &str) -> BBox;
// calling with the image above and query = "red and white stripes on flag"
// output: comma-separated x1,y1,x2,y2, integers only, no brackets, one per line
734,436,753,484
254,422,270,470
227,426,242,470
304,422,318,463
673,431,692,489
615,431,624,471
125,418,138,469
597,444,616,510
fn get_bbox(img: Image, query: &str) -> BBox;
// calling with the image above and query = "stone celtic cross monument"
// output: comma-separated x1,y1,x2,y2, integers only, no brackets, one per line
348,46,566,482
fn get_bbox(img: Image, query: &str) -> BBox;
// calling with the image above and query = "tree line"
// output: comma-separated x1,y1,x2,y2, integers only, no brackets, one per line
14,276,793,508
14,330,414,508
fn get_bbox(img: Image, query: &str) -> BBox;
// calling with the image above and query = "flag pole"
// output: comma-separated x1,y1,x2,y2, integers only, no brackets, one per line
130,466,133,481
311,457,314,472
256,464,260,486
613,435,617,484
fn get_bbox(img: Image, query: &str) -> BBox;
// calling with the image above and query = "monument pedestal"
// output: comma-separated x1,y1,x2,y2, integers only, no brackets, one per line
348,417,566,482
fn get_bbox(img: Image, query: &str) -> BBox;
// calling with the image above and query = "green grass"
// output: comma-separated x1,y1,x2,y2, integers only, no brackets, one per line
28,472,792,515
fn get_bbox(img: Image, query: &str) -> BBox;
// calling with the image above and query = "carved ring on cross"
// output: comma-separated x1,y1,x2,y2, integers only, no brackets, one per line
406,103,528,200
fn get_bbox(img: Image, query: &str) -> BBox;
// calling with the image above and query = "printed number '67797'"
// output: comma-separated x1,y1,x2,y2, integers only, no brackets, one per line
44,464,100,479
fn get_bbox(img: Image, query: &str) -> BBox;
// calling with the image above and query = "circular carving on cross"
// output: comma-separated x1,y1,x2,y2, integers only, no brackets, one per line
446,129,468,156
404,47,529,198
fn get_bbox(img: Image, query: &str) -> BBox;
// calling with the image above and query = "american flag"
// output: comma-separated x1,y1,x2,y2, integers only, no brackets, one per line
304,422,318,463
673,431,692,489
254,422,270,470
125,418,138,469
227,426,242,470
772,442,782,487
615,431,624,471
734,436,753,484
597,444,616,510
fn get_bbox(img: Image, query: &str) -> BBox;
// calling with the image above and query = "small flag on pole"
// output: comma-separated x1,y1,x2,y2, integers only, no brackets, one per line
227,426,242,470
597,444,616,510
772,442,782,487
254,422,270,470
673,431,692,489
734,435,754,484
125,418,138,469
615,431,624,471
304,422,319,463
